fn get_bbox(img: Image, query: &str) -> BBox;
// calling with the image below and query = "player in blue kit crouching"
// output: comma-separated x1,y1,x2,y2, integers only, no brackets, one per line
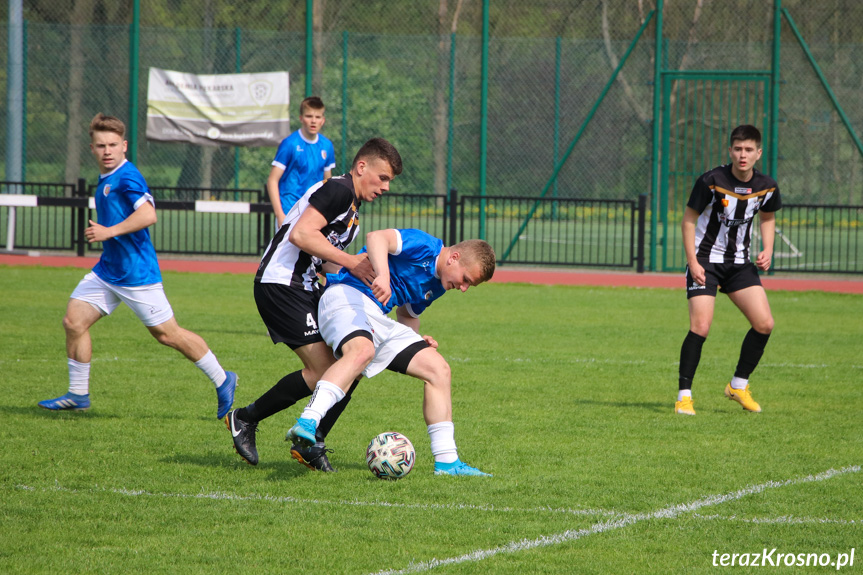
288,228,496,476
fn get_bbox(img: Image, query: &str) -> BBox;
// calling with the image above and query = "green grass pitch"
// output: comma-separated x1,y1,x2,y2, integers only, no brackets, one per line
1,265,861,574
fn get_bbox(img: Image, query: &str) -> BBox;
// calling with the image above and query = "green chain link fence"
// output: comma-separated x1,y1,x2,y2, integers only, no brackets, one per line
2,0,863,270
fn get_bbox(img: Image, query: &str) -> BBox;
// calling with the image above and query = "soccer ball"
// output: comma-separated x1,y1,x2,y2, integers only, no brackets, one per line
366,431,415,480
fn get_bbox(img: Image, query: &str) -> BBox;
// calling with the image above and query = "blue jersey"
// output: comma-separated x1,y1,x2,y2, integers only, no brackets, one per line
91,160,162,286
272,130,336,213
326,229,446,316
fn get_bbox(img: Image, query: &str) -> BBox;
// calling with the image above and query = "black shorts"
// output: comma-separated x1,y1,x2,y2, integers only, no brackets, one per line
685,261,763,299
254,281,324,349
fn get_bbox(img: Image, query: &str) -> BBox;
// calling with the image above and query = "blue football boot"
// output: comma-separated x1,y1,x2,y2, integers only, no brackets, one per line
216,371,238,420
38,392,91,412
434,459,492,477
286,417,317,448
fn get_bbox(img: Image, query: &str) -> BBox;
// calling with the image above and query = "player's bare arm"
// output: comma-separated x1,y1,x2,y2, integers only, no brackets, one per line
756,210,776,271
85,201,157,244
394,306,437,347
266,165,286,225
320,261,342,274
681,207,706,285
366,229,398,305
394,307,439,349
288,205,374,283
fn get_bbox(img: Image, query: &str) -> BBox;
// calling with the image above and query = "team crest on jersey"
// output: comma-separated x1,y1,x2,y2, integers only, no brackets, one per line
721,198,729,207
734,187,752,194
321,150,327,160
424,290,433,300
103,184,111,197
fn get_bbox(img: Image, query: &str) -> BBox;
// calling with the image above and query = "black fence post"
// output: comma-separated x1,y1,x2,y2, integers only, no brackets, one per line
636,194,647,273
261,185,271,252
75,178,87,256
448,188,458,245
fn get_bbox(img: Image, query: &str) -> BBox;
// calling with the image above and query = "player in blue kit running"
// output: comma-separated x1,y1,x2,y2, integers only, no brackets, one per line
287,228,497,476
38,113,237,418
266,96,336,225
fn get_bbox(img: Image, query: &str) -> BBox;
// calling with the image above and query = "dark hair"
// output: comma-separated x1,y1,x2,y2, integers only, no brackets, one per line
352,138,403,176
300,96,325,115
89,113,126,139
730,124,761,146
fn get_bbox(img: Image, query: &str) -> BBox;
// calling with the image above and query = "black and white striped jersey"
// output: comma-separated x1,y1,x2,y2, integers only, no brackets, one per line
255,174,362,291
687,165,782,264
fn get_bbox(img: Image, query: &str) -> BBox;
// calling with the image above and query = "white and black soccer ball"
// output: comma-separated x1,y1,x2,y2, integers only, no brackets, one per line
366,431,415,480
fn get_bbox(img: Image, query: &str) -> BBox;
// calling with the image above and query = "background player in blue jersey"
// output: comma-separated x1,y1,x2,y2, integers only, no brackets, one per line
38,113,237,418
266,96,336,225
675,124,781,416
288,228,497,476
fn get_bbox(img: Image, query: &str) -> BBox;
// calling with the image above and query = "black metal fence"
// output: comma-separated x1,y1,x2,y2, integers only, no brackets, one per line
456,195,641,268
143,185,266,257
0,180,82,252
769,204,863,274
2,181,861,274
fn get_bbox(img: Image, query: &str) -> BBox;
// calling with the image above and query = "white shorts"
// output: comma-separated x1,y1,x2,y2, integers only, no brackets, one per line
71,272,175,327
318,283,424,378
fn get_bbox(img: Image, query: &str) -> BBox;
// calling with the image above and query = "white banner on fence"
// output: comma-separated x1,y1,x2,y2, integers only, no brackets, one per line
146,68,290,147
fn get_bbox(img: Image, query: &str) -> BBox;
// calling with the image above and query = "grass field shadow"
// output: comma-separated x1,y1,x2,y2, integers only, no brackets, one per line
8,405,121,420
572,398,668,413
162,453,317,481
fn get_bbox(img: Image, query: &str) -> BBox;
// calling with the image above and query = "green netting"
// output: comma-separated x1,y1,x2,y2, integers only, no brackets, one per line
2,1,862,207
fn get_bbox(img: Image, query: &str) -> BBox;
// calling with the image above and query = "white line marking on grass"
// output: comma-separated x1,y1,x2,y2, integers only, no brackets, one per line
692,513,861,525
369,465,861,575
0,356,185,365
760,362,831,369
10,484,618,518
447,356,647,366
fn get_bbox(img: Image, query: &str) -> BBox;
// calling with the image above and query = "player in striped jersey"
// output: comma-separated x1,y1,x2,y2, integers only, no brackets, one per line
676,125,782,416
225,138,402,470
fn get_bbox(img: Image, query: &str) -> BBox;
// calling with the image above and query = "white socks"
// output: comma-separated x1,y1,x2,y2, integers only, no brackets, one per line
195,350,227,387
68,358,90,396
69,352,227,395
730,376,748,390
300,381,346,425
427,421,458,464
677,389,692,401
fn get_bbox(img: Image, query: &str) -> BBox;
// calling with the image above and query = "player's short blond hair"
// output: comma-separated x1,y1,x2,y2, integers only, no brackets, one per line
453,239,496,283
89,113,126,140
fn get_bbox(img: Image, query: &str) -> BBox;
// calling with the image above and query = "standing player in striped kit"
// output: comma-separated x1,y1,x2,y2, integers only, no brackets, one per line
675,125,782,416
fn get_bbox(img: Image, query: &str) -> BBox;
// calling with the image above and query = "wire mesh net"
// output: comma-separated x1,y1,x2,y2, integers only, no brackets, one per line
1,0,862,208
